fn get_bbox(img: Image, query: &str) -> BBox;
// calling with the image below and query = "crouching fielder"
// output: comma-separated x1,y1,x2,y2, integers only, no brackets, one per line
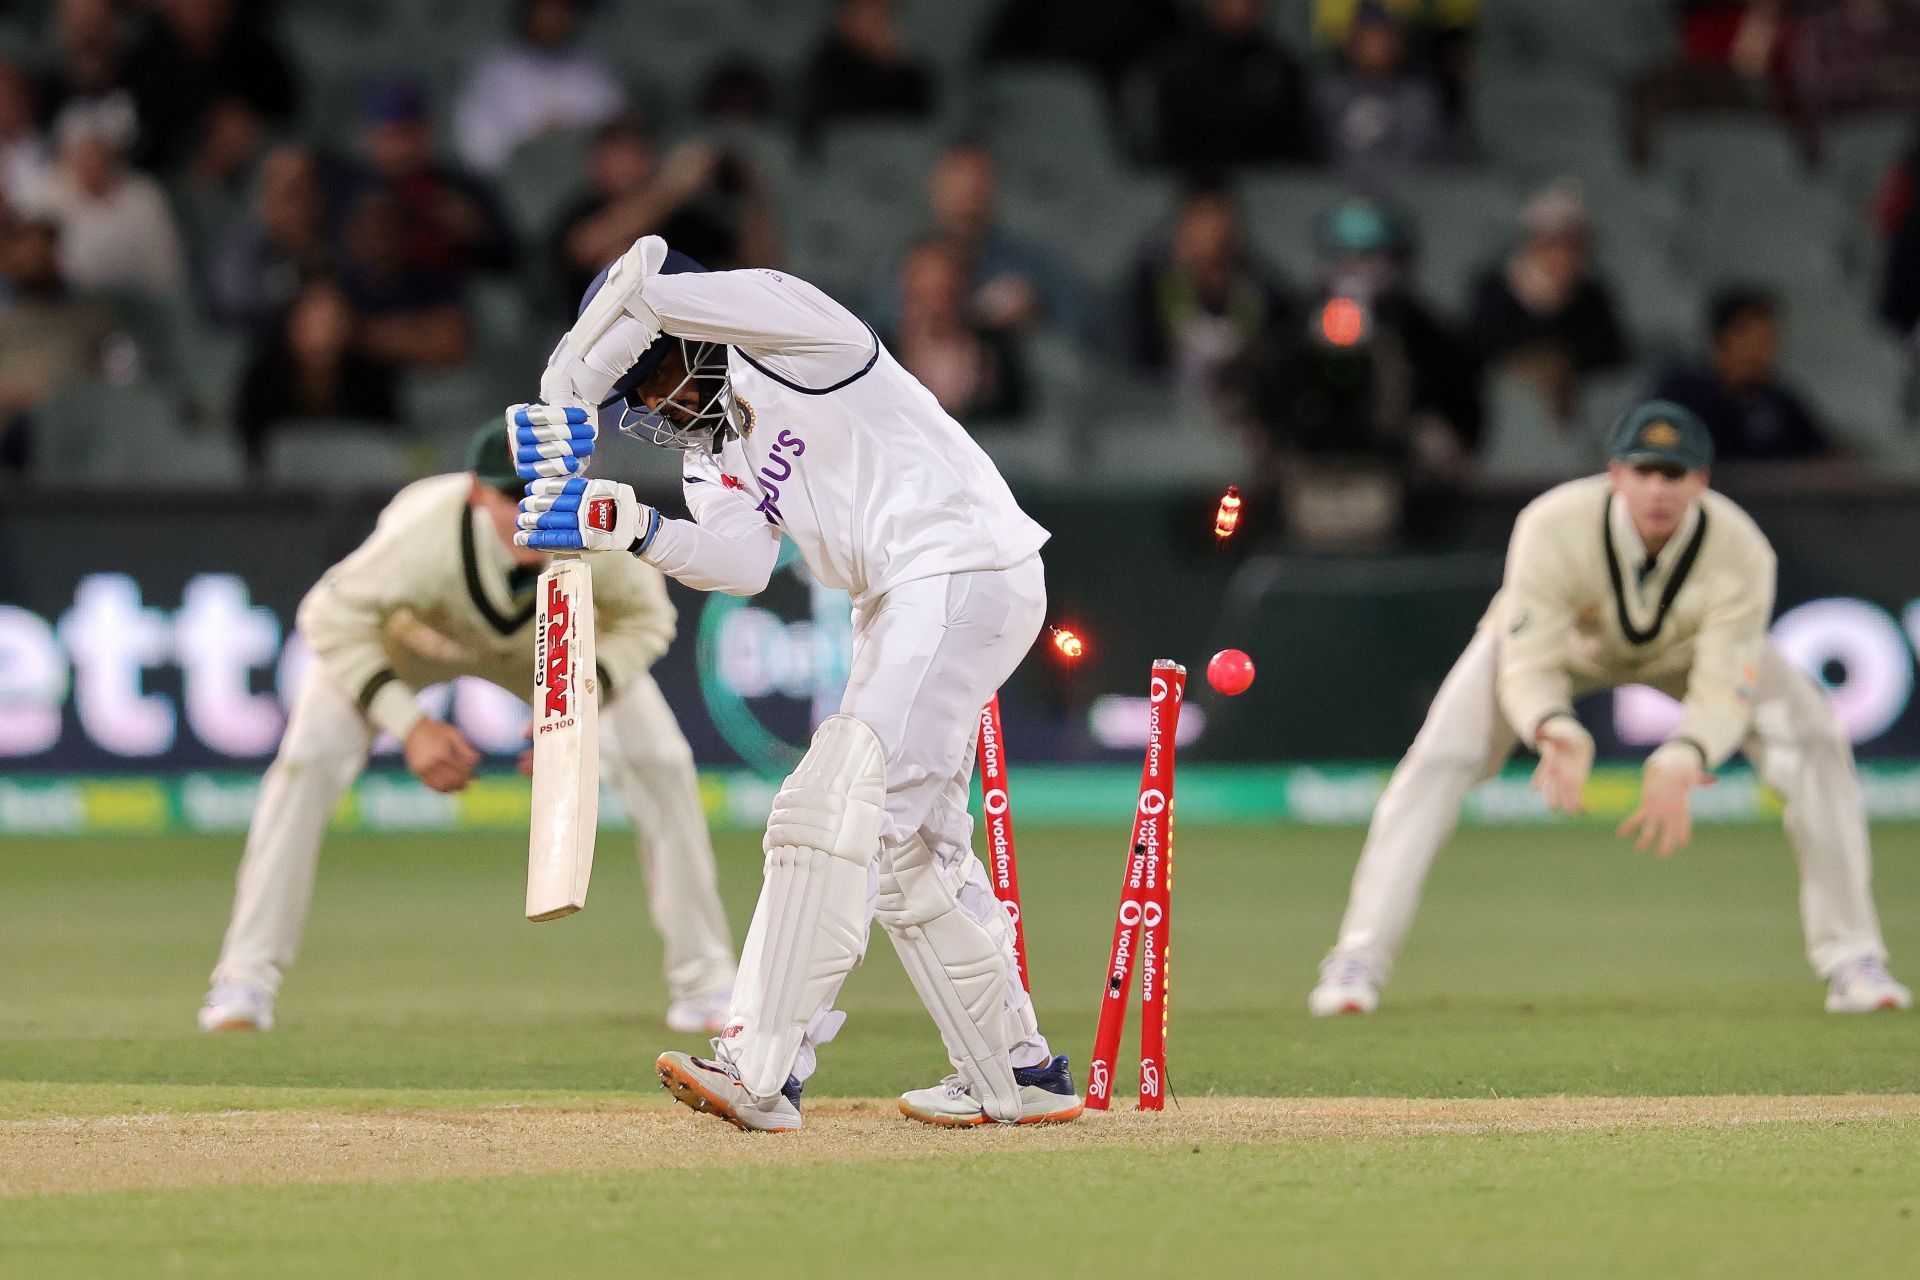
511,235,1082,1130
1311,402,1909,1017
199,425,735,1034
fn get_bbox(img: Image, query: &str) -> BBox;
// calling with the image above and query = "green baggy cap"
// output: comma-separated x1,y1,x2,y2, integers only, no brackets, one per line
465,422,520,491
1608,400,1713,472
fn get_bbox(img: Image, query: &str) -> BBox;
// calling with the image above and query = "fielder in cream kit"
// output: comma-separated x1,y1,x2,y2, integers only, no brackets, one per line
198,425,737,1035
510,235,1083,1129
1311,402,1911,1017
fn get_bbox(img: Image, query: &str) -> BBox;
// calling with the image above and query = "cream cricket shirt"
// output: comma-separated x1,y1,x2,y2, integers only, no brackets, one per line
1482,473,1777,767
297,474,677,740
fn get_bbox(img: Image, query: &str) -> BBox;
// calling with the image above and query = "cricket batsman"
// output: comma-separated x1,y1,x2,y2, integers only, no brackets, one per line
507,235,1082,1130
198,425,737,1035
1310,402,1911,1018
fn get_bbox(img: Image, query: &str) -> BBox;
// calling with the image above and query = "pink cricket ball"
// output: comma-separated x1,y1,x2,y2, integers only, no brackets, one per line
1207,648,1256,696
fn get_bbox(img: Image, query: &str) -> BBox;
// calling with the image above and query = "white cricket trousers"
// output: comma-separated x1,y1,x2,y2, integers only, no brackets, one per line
781,555,1053,1084
1329,630,1890,981
210,669,736,1002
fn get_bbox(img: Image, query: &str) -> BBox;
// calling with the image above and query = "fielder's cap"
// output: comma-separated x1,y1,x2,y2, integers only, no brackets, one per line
465,422,519,490
1608,400,1713,473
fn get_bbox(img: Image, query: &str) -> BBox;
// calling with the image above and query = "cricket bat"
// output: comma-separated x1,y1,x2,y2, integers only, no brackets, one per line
527,554,599,921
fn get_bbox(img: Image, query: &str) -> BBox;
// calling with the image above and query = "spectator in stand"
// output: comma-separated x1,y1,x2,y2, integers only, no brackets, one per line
550,113,779,313
1651,288,1833,460
335,190,469,369
980,0,1181,100
1795,0,1920,130
16,97,186,296
454,0,626,175
698,56,779,125
1631,2,1799,166
884,235,1028,426
1223,196,1480,546
1315,2,1451,188
1313,0,1478,124
904,139,1089,339
797,0,937,146
1466,182,1628,422
1122,178,1291,396
1153,0,1320,169
332,78,516,366
1876,123,1920,336
122,0,297,182
207,143,332,330
235,276,399,469
34,0,132,135
0,214,116,474
0,61,49,202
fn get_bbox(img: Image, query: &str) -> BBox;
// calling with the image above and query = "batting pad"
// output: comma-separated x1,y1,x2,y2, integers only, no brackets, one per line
876,835,1024,1121
727,714,886,1100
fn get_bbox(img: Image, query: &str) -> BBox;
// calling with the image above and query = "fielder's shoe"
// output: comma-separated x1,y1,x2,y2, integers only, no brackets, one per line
197,982,274,1032
655,1047,803,1132
1308,955,1380,1017
664,986,732,1035
1825,956,1912,1013
898,1055,1085,1127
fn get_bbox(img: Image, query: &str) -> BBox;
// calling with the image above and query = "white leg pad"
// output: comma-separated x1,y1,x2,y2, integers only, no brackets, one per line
726,714,886,1099
876,835,1023,1122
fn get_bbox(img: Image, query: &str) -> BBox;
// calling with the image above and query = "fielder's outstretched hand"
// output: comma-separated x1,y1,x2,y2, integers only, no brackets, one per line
1619,741,1714,858
1531,715,1595,816
508,403,596,480
517,476,660,553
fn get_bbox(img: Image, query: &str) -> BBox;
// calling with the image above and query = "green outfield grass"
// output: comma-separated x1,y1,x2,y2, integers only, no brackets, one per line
2,823,1917,1278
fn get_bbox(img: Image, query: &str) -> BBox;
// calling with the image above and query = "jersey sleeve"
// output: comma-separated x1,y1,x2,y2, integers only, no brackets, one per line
1675,543,1776,768
637,267,877,387
634,450,783,596
295,497,444,740
1494,502,1580,742
587,554,677,702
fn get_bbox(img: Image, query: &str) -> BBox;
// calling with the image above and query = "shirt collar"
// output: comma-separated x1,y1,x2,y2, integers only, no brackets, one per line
1607,493,1701,596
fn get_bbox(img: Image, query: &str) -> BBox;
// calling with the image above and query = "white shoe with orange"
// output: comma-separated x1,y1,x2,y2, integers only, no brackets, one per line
1308,955,1380,1017
898,1055,1084,1127
664,987,732,1035
655,1048,803,1132
197,983,274,1032
1825,956,1912,1013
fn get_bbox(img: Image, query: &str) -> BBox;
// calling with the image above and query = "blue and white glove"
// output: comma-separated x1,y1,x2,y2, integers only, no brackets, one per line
516,476,661,553
507,403,596,480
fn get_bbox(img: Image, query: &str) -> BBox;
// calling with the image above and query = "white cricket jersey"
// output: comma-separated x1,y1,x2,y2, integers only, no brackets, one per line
297,473,677,740
616,264,1051,606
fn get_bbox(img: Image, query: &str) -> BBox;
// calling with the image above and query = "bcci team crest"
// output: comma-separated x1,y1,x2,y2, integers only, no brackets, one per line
733,395,757,437
1641,420,1681,449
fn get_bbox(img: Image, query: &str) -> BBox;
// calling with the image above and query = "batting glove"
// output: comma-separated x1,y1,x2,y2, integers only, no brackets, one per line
507,403,596,480
516,476,661,554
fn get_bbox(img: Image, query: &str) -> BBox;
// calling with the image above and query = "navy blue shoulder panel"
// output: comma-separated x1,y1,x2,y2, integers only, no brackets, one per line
738,323,881,395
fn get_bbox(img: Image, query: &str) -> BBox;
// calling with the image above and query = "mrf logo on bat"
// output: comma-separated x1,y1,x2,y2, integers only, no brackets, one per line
538,575,574,728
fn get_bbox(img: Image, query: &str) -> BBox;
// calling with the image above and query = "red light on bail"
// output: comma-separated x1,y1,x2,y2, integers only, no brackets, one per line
1050,627,1085,662
1214,485,1242,541
1319,296,1366,347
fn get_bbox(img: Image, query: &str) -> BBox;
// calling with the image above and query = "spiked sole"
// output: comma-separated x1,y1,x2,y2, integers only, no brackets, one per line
897,1097,1085,1128
655,1054,751,1131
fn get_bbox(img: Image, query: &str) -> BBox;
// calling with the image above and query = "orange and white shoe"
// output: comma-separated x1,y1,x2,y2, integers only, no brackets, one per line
1825,956,1912,1013
655,1048,803,1132
197,982,274,1032
1308,955,1380,1017
664,987,732,1035
898,1056,1084,1127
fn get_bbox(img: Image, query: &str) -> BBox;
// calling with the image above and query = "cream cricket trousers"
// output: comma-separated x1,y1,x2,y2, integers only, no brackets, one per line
776,556,1053,1084
210,668,736,1003
1328,630,1890,981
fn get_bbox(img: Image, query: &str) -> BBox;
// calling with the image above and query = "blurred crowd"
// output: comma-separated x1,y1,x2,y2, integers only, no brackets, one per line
2,0,1919,546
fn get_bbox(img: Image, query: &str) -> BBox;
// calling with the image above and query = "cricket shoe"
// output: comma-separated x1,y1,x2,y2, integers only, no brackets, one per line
898,1055,1085,1127
197,982,274,1032
1825,956,1912,1013
664,986,732,1035
655,1048,803,1132
1308,956,1380,1016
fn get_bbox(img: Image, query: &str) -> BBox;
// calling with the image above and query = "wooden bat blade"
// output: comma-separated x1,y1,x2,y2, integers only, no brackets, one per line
527,556,599,921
